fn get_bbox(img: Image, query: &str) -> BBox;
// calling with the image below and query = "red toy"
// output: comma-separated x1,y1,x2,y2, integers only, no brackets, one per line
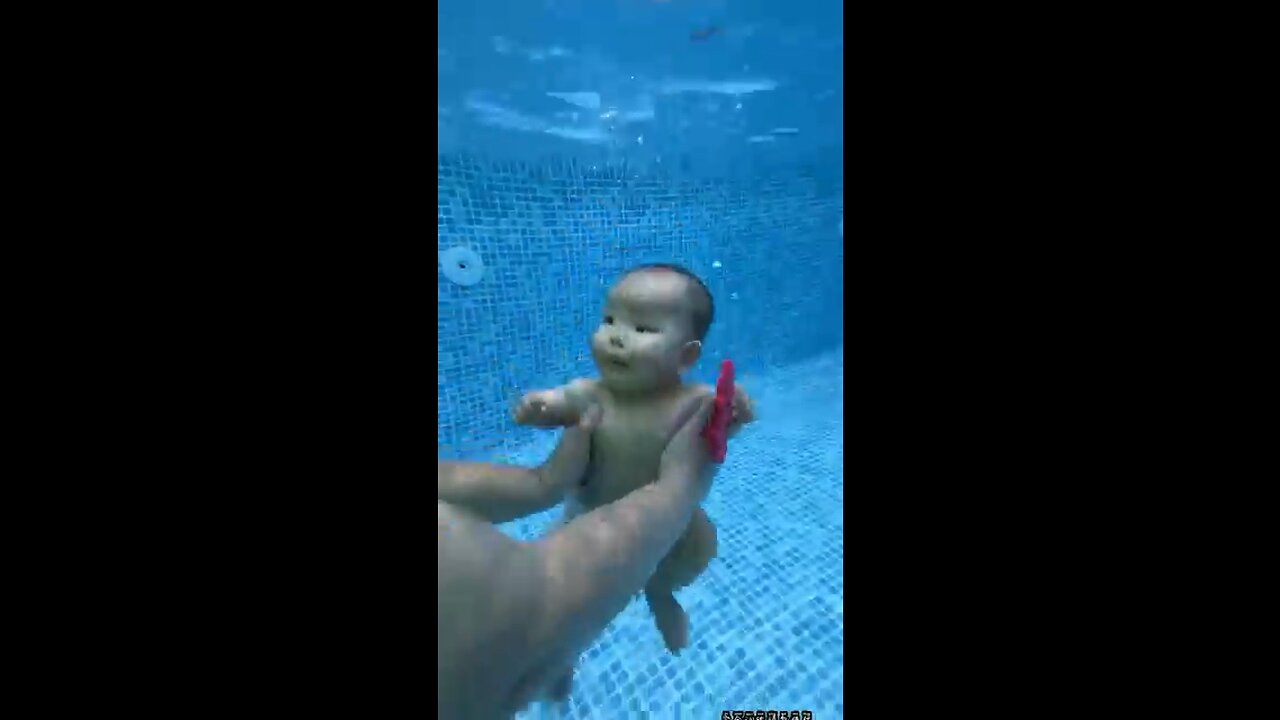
701,359,735,462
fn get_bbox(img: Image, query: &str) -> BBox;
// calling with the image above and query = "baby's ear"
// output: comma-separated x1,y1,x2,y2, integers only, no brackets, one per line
679,340,702,371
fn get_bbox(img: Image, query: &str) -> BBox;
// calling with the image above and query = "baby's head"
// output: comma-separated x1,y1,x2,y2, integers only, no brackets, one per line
591,263,714,393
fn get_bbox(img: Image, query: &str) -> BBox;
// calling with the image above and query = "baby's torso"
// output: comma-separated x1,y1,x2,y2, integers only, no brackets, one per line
573,383,706,511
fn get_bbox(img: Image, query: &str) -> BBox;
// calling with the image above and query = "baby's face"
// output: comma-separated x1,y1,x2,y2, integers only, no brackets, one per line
591,271,698,392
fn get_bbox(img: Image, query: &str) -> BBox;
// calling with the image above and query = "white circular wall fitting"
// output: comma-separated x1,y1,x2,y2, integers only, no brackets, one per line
439,246,485,287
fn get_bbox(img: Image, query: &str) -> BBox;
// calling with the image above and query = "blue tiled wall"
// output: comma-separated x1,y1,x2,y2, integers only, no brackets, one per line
438,154,843,457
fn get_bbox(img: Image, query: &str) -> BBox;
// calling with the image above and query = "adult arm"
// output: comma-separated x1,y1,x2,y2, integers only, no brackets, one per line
437,396,719,717
437,405,600,524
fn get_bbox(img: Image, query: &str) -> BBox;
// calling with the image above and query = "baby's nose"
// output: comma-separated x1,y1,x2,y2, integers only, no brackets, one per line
609,335,624,348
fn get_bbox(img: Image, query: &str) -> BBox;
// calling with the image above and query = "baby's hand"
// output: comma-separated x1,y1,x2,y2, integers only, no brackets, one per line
697,383,755,439
513,390,568,427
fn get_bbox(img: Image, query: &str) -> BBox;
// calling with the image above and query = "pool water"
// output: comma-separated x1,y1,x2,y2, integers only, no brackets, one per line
494,347,844,719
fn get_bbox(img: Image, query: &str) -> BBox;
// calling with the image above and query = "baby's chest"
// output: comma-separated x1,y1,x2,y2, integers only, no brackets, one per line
591,406,671,467
578,403,678,505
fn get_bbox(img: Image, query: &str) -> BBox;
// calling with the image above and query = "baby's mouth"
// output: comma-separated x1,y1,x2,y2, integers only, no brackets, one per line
607,357,629,369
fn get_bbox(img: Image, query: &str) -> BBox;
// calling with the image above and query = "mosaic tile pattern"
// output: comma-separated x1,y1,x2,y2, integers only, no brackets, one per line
492,348,845,720
438,154,844,458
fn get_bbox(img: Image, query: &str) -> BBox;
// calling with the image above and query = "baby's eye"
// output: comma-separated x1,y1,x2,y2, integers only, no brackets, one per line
604,315,615,325
635,325,657,334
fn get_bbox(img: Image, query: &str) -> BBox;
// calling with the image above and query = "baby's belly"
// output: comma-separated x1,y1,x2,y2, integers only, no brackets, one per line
575,456,659,509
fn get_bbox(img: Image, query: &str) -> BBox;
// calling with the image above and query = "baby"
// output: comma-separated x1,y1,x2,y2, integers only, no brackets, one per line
514,263,754,656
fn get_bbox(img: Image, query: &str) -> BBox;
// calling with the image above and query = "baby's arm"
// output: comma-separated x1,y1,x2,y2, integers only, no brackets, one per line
513,378,599,427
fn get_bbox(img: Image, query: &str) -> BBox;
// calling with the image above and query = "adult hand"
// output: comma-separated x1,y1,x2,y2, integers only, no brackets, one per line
658,395,719,502
437,403,602,524
534,403,602,492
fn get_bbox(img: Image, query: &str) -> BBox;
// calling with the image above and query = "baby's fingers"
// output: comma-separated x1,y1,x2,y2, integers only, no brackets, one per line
725,394,755,438
513,398,543,423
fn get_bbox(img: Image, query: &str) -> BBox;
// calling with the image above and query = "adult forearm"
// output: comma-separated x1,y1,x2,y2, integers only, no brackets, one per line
437,461,562,524
560,480,698,581
531,465,703,655
439,408,595,524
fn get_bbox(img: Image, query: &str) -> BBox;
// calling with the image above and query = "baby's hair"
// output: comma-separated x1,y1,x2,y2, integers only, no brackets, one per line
621,263,715,341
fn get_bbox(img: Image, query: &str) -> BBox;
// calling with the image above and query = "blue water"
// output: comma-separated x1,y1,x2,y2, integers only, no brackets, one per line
491,348,844,718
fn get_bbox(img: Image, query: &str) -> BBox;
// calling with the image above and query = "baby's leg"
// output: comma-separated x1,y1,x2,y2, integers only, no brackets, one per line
645,507,718,653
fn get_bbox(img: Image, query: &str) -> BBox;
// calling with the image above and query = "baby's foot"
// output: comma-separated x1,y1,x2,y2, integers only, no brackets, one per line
647,591,689,654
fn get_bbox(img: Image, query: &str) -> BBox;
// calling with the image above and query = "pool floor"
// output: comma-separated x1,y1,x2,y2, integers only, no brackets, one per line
493,347,845,719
